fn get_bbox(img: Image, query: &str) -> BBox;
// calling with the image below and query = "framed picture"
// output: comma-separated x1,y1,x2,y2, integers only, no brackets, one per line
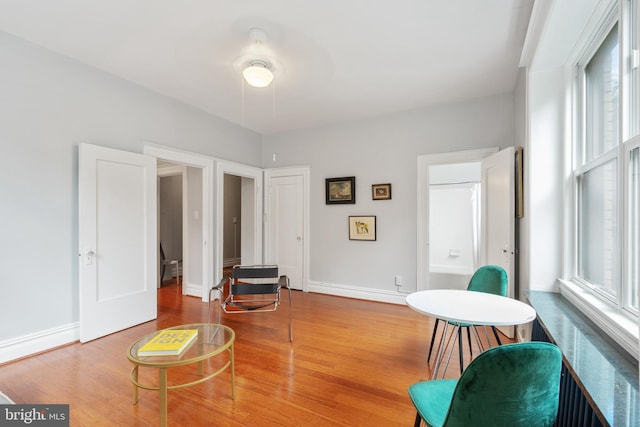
326,176,356,204
348,216,376,241
372,183,391,200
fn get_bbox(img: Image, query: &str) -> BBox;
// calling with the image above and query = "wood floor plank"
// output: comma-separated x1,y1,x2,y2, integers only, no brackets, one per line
0,285,510,426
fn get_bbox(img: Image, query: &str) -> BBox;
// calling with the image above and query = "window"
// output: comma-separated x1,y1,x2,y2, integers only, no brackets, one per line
584,24,619,162
573,1,639,326
629,147,639,310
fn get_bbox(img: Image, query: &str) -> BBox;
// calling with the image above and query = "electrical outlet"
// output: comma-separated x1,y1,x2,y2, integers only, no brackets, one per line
395,275,402,286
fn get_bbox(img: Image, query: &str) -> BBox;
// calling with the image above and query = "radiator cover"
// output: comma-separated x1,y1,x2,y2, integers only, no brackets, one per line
532,318,605,427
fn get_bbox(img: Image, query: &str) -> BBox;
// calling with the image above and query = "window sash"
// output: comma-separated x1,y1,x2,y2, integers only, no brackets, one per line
584,23,620,163
625,144,639,313
576,159,619,298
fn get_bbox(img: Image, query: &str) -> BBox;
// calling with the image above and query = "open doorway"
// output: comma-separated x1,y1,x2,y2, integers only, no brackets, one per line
215,160,263,282
158,165,184,288
145,144,213,301
223,174,242,269
427,162,481,290
417,148,499,291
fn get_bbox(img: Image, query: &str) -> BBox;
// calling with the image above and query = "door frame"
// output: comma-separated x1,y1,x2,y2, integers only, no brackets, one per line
144,143,214,301
264,166,310,292
215,159,264,292
417,148,498,291
157,163,185,289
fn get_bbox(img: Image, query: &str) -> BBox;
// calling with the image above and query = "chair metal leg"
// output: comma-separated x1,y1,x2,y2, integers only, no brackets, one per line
491,326,502,345
427,318,440,362
466,326,473,358
442,324,460,378
414,411,422,427
457,327,464,374
208,287,222,325
471,326,485,352
483,326,492,348
431,321,450,379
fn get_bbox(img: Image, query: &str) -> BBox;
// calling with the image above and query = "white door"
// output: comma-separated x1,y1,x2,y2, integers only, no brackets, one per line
266,175,304,290
481,147,515,336
79,143,157,342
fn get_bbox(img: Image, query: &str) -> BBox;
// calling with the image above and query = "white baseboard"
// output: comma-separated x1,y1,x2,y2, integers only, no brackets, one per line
183,281,204,299
0,323,79,365
308,280,410,305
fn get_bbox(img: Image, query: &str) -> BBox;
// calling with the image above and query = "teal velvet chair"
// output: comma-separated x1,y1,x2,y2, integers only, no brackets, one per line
427,265,508,373
409,342,562,427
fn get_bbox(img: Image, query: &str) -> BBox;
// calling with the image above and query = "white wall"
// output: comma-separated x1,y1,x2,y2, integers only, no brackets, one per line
523,0,603,293
0,31,261,346
527,69,566,292
262,94,515,297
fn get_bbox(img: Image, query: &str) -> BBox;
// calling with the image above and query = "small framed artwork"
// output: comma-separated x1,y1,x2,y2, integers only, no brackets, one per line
348,216,376,241
372,183,391,200
326,176,356,204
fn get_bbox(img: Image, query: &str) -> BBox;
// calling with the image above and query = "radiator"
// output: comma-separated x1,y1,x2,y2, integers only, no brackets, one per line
531,319,605,427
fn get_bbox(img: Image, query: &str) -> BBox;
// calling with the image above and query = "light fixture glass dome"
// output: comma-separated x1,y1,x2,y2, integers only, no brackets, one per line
242,60,274,88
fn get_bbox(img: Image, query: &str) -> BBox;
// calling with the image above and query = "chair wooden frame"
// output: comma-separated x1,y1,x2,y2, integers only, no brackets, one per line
208,265,292,342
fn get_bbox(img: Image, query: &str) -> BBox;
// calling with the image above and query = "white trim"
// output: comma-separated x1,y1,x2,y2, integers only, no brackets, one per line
0,323,79,365
157,163,185,177
519,0,553,67
182,281,203,299
308,280,409,305
143,143,215,302
559,279,639,359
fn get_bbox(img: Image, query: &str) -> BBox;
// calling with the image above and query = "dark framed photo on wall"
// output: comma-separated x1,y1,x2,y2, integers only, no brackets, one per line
326,176,356,204
372,183,391,200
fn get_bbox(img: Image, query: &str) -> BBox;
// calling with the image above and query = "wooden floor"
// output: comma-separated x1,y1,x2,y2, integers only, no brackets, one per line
0,285,506,426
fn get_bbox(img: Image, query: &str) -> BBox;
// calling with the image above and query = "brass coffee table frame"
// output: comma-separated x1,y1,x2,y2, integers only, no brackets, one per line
127,323,235,427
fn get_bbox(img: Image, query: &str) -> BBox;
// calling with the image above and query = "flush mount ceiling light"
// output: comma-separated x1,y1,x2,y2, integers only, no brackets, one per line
242,59,274,88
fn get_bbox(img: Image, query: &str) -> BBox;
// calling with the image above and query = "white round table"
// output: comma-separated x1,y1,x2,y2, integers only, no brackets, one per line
406,289,536,378
406,289,536,325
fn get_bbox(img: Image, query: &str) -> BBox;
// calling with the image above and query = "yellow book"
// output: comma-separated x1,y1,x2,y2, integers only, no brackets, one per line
137,329,198,356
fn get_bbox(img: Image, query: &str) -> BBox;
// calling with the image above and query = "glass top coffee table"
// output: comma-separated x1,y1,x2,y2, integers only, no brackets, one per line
127,323,235,427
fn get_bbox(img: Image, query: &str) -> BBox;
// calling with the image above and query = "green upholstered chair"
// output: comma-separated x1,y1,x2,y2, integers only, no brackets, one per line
409,341,562,427
427,265,508,373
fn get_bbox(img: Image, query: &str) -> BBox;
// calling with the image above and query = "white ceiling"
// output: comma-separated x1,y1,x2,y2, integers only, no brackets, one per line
0,0,534,135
